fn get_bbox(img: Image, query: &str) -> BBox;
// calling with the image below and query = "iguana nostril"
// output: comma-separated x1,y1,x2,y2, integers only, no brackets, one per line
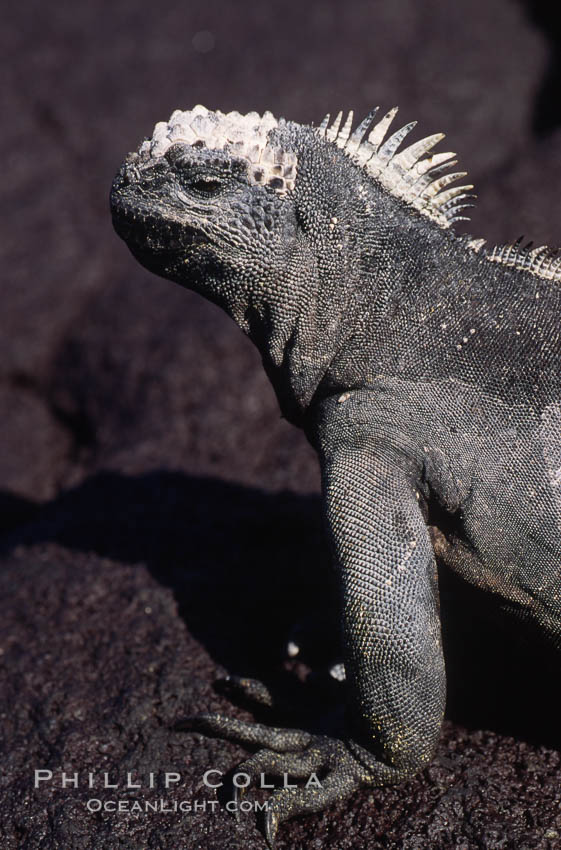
117,154,141,187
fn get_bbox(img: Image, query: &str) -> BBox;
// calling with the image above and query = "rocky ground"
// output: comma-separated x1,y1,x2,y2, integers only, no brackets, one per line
1,0,561,847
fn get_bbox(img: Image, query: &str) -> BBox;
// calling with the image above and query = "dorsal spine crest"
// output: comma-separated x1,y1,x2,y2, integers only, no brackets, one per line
316,106,474,229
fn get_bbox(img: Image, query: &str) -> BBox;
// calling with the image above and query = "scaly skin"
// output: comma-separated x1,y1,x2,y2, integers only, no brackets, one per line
111,106,561,844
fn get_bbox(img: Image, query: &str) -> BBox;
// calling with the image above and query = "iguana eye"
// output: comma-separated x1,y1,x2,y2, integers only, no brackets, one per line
188,177,223,195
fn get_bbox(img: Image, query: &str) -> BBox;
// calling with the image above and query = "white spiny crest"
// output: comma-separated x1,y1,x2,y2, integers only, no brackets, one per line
316,107,561,281
467,236,561,281
138,105,297,194
316,106,475,229
488,241,561,282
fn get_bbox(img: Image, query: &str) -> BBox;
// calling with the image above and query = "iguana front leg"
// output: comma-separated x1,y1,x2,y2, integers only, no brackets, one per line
322,444,445,780
186,444,445,844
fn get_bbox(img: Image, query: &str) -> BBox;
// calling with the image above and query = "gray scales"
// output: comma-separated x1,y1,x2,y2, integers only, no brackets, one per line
110,105,561,845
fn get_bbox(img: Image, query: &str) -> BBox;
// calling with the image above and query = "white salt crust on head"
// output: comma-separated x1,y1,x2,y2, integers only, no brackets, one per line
138,104,297,194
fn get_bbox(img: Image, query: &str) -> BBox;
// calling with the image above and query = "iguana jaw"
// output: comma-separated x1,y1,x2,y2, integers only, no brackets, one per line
110,152,225,287
111,191,203,255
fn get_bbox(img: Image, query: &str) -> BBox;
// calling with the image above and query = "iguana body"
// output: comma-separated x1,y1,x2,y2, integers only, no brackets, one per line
111,105,561,843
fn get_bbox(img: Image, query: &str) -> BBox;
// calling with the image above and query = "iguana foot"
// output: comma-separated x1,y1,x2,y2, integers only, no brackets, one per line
181,678,371,846
235,730,369,847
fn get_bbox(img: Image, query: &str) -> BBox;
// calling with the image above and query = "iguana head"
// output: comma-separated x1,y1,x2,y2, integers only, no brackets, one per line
111,105,358,420
111,106,310,329
110,104,474,419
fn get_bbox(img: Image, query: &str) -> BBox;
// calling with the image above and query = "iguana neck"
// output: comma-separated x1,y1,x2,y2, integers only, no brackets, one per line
241,179,464,423
238,172,465,425
228,134,557,422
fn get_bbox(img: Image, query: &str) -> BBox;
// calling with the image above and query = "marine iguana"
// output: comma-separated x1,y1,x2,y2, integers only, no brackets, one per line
110,105,561,845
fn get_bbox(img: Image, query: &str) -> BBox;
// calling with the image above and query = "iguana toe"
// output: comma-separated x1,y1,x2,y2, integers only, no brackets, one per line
184,712,313,750
186,714,371,845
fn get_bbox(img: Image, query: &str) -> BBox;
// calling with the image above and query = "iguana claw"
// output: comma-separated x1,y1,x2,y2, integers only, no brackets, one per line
184,704,371,845
264,808,279,848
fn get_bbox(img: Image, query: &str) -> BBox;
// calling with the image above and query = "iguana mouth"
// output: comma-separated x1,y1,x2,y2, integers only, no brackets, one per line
111,198,207,256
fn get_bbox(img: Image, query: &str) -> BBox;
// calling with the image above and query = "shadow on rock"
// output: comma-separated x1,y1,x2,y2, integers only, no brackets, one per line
0,471,334,678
